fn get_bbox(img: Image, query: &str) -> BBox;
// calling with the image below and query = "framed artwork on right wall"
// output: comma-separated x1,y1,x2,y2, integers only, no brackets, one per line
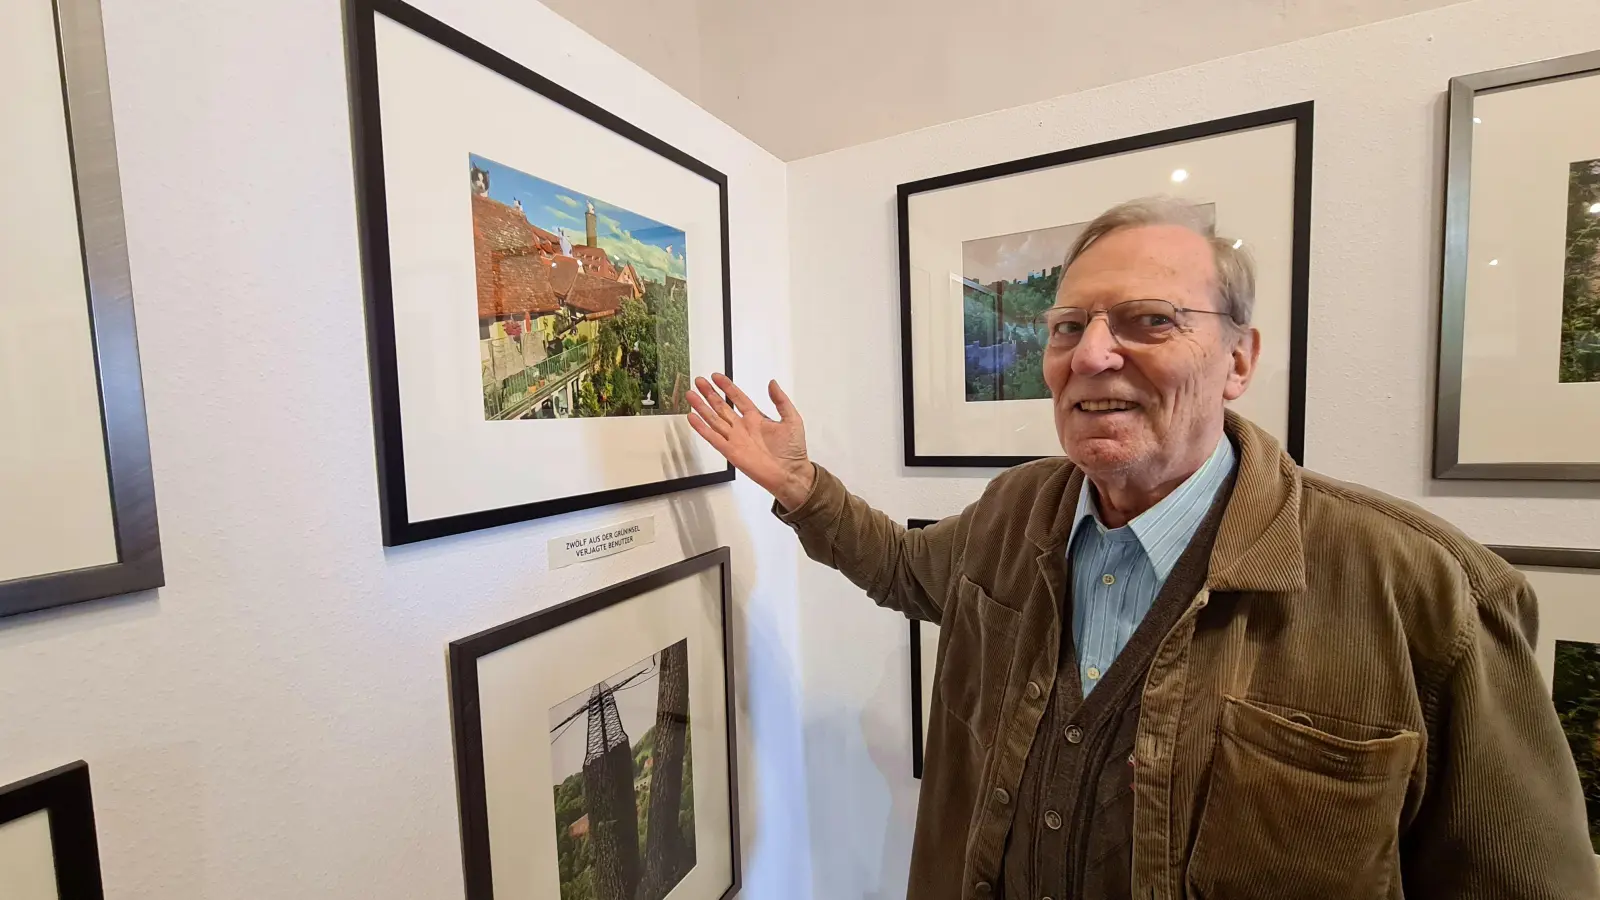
1435,50,1600,480
897,103,1312,467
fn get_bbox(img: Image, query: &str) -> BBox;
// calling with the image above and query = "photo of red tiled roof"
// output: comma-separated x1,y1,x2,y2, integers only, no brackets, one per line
480,253,561,319
474,194,640,322
564,273,633,316
571,245,617,280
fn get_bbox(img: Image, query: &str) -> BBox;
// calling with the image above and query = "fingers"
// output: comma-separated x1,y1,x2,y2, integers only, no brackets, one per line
685,389,732,437
693,375,739,426
768,380,798,422
712,373,764,420
686,410,730,450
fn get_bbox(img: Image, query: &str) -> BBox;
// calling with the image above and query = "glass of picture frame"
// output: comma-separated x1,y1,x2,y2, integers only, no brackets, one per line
448,548,739,900
1,0,162,617
1435,50,1600,480
898,104,1313,467
345,0,734,545
0,761,104,900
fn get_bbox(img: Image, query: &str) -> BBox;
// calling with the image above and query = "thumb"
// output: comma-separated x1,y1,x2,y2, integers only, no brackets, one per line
768,380,799,422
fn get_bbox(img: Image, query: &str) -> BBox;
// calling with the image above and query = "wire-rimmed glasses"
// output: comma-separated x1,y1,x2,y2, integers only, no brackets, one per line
1031,299,1233,350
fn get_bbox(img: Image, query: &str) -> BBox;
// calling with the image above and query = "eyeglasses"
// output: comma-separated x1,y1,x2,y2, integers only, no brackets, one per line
1031,299,1233,350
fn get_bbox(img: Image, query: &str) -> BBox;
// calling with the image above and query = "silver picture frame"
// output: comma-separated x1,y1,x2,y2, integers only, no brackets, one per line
1434,49,1600,480
0,0,162,618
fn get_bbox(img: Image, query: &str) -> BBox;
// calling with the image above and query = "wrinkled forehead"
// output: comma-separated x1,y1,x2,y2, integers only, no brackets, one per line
1055,227,1220,311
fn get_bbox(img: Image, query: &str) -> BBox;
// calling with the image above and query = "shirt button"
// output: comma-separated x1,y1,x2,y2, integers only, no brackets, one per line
1085,666,1101,681
1044,810,1063,830
1025,681,1042,700
993,788,1010,805
1064,725,1083,744
1102,573,1115,585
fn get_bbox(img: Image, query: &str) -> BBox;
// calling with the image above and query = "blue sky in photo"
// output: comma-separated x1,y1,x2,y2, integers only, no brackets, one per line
469,153,688,284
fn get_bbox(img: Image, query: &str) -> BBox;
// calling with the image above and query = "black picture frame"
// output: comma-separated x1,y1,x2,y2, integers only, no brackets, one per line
1,0,163,619
344,0,735,546
447,547,740,900
0,761,105,900
1433,50,1600,480
897,103,1313,468
906,518,937,779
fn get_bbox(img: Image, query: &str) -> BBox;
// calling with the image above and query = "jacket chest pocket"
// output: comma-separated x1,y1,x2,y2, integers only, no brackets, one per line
937,576,1021,748
1185,696,1420,900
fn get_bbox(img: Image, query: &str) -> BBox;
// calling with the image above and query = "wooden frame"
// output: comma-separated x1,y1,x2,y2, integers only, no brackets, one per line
447,547,740,900
344,0,734,545
897,103,1313,468
0,761,104,899
1,0,163,618
1434,50,1600,480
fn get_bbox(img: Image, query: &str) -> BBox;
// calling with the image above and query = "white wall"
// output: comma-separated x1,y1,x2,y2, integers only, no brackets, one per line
786,0,1600,896
0,0,809,898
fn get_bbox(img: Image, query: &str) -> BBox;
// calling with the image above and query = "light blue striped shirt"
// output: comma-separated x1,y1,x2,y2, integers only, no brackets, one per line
1069,436,1235,697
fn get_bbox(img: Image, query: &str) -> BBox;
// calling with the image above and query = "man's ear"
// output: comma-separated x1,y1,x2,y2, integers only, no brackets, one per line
1223,326,1261,402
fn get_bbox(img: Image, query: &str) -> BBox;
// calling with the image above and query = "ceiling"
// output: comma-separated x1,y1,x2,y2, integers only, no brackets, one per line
539,0,1466,161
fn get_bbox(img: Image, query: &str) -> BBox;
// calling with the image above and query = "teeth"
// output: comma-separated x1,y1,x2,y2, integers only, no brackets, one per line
1078,399,1137,412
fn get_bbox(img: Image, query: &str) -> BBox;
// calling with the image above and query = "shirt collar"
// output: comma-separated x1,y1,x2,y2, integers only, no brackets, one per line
1071,435,1237,581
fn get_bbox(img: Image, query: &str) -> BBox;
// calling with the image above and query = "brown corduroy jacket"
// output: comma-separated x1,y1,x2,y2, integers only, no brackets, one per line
778,412,1599,900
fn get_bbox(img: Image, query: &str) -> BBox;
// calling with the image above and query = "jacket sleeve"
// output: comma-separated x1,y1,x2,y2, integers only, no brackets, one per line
1401,572,1600,898
773,463,963,625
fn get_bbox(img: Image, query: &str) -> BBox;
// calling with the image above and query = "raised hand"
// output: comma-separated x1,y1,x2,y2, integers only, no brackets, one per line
686,373,814,511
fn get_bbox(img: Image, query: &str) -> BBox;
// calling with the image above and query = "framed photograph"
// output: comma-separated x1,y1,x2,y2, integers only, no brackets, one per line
448,548,739,900
345,0,733,545
1519,562,1600,855
0,761,104,899
906,519,938,779
1553,637,1600,855
1,0,162,617
897,103,1312,467
1435,50,1600,479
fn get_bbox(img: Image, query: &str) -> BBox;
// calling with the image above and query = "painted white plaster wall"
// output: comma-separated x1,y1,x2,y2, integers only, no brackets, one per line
785,0,1600,896
0,0,807,898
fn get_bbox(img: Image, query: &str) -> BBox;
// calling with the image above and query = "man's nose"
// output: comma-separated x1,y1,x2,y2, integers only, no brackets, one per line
1070,317,1123,375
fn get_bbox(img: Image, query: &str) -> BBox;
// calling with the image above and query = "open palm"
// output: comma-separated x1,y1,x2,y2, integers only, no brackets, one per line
686,374,813,509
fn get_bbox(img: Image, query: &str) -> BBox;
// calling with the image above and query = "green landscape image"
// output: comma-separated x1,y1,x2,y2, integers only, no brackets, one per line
1552,639,1600,853
548,640,696,900
1561,158,1600,384
959,222,1079,403
960,204,1214,402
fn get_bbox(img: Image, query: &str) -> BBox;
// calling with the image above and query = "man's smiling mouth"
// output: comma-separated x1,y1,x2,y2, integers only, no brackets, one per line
1074,399,1141,412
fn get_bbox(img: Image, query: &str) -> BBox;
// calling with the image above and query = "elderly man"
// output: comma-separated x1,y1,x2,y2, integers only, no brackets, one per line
686,198,1598,900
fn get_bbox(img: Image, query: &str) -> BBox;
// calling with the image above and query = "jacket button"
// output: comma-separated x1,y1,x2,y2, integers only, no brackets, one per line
1044,810,1062,830
974,881,993,896
993,788,1010,805
1064,725,1083,744
1025,681,1042,700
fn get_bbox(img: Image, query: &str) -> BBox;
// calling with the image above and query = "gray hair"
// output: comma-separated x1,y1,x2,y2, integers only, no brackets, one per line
1060,196,1256,326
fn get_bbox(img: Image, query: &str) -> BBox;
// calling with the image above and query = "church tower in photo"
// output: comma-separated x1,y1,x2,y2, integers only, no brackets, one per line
586,200,598,248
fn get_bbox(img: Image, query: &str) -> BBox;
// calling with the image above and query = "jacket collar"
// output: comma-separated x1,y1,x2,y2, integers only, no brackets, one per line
1025,410,1306,595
